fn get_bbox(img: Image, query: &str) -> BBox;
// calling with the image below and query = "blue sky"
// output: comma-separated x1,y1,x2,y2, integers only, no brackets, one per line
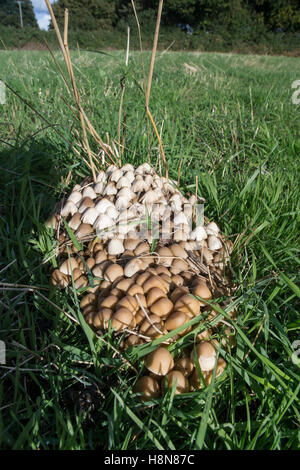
32,0,54,30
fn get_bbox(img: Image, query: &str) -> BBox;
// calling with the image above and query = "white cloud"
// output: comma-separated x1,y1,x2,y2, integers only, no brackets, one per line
36,12,51,30
32,0,55,14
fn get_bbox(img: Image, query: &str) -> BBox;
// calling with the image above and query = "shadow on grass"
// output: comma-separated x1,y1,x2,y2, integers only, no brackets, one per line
0,138,79,281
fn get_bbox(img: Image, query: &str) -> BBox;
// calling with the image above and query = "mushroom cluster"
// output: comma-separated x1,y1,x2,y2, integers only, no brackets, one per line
50,238,232,296
46,163,230,250
78,263,236,401
46,162,236,402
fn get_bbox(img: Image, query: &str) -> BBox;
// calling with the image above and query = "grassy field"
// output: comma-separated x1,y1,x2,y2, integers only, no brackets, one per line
0,49,299,450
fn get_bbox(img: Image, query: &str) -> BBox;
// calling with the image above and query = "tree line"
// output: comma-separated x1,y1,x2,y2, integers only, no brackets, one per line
0,0,299,32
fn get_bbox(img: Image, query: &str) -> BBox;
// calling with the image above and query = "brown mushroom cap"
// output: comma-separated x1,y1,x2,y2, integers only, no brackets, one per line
94,251,108,264
165,311,187,331
170,286,189,303
157,246,173,267
169,259,189,275
192,282,212,304
124,334,144,348
99,295,119,310
124,258,144,277
169,243,188,259
174,294,201,317
150,297,173,317
136,271,152,286
144,347,174,376
104,263,124,283
162,370,189,394
146,287,166,307
174,356,194,377
134,376,160,402
134,241,150,256
128,283,144,296
111,308,134,331
51,269,69,288
143,275,169,294
74,275,88,289
115,277,135,292
192,341,216,372
75,223,93,239
80,293,97,309
68,212,81,230
116,295,138,314
93,308,112,329
59,257,78,275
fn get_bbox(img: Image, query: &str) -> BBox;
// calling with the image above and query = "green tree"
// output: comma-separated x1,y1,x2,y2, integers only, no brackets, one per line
51,0,118,30
0,0,37,27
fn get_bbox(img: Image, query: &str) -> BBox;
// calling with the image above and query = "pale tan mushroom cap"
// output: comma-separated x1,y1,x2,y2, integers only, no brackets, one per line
144,347,174,376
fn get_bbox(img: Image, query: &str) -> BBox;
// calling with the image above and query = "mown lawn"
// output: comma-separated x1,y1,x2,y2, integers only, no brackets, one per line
0,49,299,450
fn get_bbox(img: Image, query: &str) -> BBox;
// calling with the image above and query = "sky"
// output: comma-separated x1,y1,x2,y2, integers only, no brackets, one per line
32,0,54,30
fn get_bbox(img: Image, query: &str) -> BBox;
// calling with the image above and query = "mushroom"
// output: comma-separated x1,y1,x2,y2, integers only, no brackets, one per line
107,239,124,255
81,208,99,225
174,356,194,377
104,263,124,283
208,235,222,251
111,308,134,331
51,269,69,287
78,197,94,213
67,191,82,205
191,341,216,372
162,370,189,394
68,212,82,230
61,201,77,218
59,257,78,275
134,376,160,402
82,186,97,200
144,347,174,376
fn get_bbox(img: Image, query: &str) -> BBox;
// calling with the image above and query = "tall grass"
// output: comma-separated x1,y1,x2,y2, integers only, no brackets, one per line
0,50,299,449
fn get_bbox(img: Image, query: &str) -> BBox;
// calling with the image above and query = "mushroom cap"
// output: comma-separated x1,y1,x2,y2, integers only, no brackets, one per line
162,370,189,394
146,287,166,307
99,295,119,310
59,257,78,275
192,282,212,302
143,275,169,294
107,239,125,255
116,295,138,314
169,243,188,259
165,311,187,331
104,263,124,283
157,246,173,267
80,293,97,309
75,223,93,238
78,197,94,213
192,341,216,372
174,294,201,317
174,357,194,377
150,297,173,317
111,308,134,331
67,190,82,204
124,258,144,277
134,376,160,401
68,212,82,230
144,347,174,376
115,277,135,292
81,207,98,225
208,235,222,251
51,269,69,288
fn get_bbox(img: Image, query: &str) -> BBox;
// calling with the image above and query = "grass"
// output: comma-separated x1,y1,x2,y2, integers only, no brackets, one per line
0,49,300,450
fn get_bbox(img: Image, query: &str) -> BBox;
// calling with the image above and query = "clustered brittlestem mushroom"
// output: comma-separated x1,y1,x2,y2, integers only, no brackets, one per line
46,163,233,278
77,261,235,401
46,163,236,402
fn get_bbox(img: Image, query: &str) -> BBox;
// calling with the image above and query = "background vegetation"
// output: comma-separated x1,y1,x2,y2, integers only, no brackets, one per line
0,48,299,449
0,0,299,54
